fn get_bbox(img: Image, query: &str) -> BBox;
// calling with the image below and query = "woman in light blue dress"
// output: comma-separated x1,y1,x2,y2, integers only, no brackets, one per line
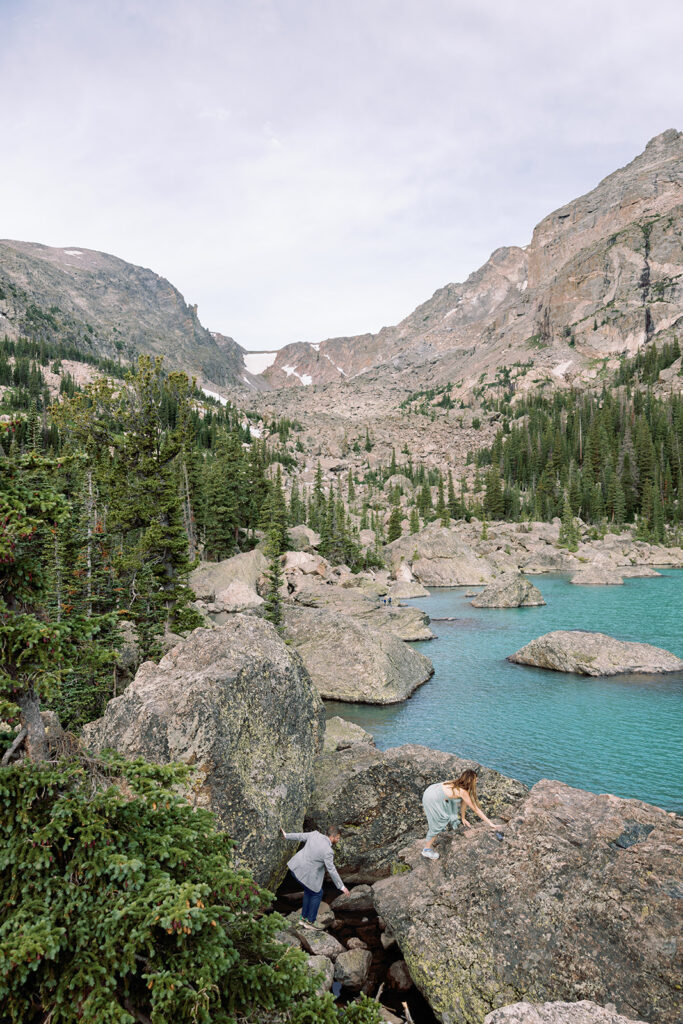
421,768,497,859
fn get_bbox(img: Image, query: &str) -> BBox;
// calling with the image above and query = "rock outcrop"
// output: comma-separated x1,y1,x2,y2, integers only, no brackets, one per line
282,606,434,703
508,630,683,676
470,573,546,608
189,549,268,601
305,743,528,882
83,617,325,886
570,568,624,586
323,716,375,752
484,1003,649,1024
373,780,682,1024
387,523,495,586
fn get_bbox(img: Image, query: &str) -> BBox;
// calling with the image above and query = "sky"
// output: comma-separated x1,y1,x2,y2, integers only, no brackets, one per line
2,0,683,351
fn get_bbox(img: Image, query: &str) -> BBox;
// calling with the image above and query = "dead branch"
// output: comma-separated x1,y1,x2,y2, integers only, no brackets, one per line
1,727,27,765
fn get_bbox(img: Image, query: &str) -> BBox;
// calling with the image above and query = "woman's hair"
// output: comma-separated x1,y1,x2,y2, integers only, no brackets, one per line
446,768,478,802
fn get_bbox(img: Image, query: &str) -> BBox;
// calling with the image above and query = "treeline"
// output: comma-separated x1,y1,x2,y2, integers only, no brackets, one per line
470,387,682,538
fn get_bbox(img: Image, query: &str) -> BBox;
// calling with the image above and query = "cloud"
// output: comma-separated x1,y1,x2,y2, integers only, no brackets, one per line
1,0,682,348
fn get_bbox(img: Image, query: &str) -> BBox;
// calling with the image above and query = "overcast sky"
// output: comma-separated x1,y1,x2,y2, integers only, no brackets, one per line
2,0,682,350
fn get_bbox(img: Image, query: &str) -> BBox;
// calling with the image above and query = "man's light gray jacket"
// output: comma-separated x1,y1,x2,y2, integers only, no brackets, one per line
284,831,344,892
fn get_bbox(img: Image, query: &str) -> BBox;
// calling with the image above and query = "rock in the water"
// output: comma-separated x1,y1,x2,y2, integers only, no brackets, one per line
189,549,268,600
282,605,434,703
387,523,495,586
331,884,375,912
484,1002,649,1024
306,743,528,882
305,954,335,995
508,630,683,676
324,716,375,752
388,580,430,599
333,948,373,991
570,568,624,586
373,780,682,1024
83,617,324,887
470,573,546,608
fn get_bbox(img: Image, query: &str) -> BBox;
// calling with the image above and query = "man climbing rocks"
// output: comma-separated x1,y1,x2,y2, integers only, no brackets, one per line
281,825,349,928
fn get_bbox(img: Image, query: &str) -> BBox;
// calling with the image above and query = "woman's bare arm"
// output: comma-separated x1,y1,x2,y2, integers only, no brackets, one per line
460,791,495,827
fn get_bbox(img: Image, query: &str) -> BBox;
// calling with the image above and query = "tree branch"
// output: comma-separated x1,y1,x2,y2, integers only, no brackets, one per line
1,727,27,766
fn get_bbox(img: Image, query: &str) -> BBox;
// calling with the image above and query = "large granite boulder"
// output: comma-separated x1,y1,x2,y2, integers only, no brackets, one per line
323,716,375,752
288,524,321,550
508,630,683,676
305,743,528,882
388,580,431,600
282,606,434,703
470,573,546,608
189,548,268,600
83,617,324,887
373,780,681,1024
386,523,495,586
484,1003,649,1024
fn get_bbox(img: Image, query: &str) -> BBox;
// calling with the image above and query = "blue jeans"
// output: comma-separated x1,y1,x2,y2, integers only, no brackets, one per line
291,871,323,923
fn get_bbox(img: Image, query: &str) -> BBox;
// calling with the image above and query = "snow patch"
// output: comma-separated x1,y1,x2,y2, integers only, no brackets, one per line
282,365,312,385
323,353,346,375
310,342,321,351
243,351,277,375
242,375,257,390
201,387,228,406
64,249,82,256
552,360,573,378
516,280,528,292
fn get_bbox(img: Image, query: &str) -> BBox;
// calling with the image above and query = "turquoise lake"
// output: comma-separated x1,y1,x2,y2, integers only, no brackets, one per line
326,570,683,813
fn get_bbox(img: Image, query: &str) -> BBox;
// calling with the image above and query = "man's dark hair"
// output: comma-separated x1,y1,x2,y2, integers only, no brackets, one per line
327,824,341,838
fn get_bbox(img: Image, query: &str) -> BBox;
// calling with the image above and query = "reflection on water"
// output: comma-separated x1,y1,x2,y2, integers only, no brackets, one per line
326,571,683,812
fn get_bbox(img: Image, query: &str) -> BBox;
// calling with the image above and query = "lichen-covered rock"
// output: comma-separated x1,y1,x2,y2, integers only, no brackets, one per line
83,617,324,887
570,568,624,586
282,606,434,703
484,1002,649,1024
288,524,321,550
373,780,682,1024
189,548,268,600
508,630,683,676
331,884,374,913
297,929,345,960
386,960,413,992
323,716,375,752
306,743,527,883
305,955,335,995
470,573,546,608
333,948,373,991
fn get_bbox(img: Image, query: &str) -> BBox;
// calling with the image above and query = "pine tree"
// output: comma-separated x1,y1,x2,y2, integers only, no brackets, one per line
387,506,402,542
263,527,284,628
409,506,420,534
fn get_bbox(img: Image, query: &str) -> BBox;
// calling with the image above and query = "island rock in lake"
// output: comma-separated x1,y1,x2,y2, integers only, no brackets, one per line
305,742,528,883
570,568,624,586
83,616,324,887
373,780,682,1024
508,630,683,676
470,572,546,608
282,605,434,703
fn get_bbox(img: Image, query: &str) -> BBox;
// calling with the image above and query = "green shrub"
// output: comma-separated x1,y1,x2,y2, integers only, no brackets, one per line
0,753,381,1024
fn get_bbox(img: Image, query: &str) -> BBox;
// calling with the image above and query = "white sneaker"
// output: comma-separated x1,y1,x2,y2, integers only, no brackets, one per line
421,848,439,860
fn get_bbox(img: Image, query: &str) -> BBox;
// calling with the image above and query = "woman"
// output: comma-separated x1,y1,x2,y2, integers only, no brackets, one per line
421,768,497,859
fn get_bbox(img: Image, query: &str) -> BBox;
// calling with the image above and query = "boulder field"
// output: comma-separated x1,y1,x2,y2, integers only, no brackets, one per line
508,630,683,676
83,617,324,887
373,779,682,1024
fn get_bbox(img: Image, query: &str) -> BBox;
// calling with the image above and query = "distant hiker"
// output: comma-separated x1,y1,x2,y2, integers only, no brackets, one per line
421,768,498,860
281,825,349,928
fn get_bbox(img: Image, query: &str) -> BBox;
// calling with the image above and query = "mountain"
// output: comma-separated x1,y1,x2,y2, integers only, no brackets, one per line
0,241,244,385
254,129,683,393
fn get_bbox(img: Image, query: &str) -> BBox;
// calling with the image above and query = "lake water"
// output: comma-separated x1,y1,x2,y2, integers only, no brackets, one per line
326,571,683,813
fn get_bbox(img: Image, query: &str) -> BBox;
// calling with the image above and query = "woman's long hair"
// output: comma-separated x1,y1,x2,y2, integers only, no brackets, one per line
446,768,479,804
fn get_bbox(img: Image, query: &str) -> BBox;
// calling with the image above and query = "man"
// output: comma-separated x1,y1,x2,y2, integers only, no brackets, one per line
281,824,349,929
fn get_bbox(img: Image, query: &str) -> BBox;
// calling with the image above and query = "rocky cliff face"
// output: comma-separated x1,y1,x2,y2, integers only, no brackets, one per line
0,240,245,384
258,130,683,393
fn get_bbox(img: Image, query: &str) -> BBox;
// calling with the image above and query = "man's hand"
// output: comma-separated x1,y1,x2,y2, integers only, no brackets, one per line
281,828,286,838
341,886,349,895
